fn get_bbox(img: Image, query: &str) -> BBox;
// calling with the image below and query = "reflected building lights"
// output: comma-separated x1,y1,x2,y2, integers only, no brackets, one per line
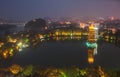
53,36,82,41
94,44,98,55
88,49,94,64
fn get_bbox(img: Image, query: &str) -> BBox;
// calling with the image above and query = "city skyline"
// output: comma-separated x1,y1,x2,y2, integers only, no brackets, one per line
0,0,120,21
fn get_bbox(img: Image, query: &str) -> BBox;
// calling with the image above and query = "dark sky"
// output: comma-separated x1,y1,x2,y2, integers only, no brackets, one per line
0,0,120,21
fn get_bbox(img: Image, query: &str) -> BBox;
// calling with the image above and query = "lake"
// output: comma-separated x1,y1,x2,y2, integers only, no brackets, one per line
12,40,120,69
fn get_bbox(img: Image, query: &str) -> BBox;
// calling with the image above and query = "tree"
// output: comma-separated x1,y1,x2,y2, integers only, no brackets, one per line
9,64,23,75
22,65,34,76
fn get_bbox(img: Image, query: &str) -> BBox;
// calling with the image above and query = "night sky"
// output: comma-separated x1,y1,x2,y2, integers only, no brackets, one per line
0,0,120,21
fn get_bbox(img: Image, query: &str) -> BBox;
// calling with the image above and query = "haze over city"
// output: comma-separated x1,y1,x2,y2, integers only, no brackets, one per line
0,0,120,21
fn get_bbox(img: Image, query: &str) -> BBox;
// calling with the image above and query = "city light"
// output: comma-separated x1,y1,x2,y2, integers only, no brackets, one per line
86,42,97,48
88,57,94,64
9,64,22,75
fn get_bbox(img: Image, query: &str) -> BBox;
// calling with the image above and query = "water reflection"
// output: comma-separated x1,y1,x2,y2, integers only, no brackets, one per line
49,36,98,65
87,43,98,64
52,36,82,41
88,49,94,64
86,24,98,64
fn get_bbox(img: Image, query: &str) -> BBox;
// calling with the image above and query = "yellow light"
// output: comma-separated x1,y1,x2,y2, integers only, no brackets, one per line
55,31,59,36
105,36,109,39
101,75,105,77
89,24,95,30
3,50,8,59
65,21,71,24
17,42,22,47
15,46,19,51
10,64,22,74
80,22,85,28
12,39,17,43
88,57,94,64
38,34,44,39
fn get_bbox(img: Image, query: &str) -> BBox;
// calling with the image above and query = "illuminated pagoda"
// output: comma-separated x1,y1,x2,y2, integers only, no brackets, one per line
88,24,96,42
86,24,97,49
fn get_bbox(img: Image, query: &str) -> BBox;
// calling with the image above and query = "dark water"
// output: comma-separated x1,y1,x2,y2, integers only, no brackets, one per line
12,41,120,68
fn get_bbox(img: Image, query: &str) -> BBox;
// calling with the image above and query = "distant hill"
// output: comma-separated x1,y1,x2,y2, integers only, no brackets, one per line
0,24,17,30
0,18,24,24
24,18,47,32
